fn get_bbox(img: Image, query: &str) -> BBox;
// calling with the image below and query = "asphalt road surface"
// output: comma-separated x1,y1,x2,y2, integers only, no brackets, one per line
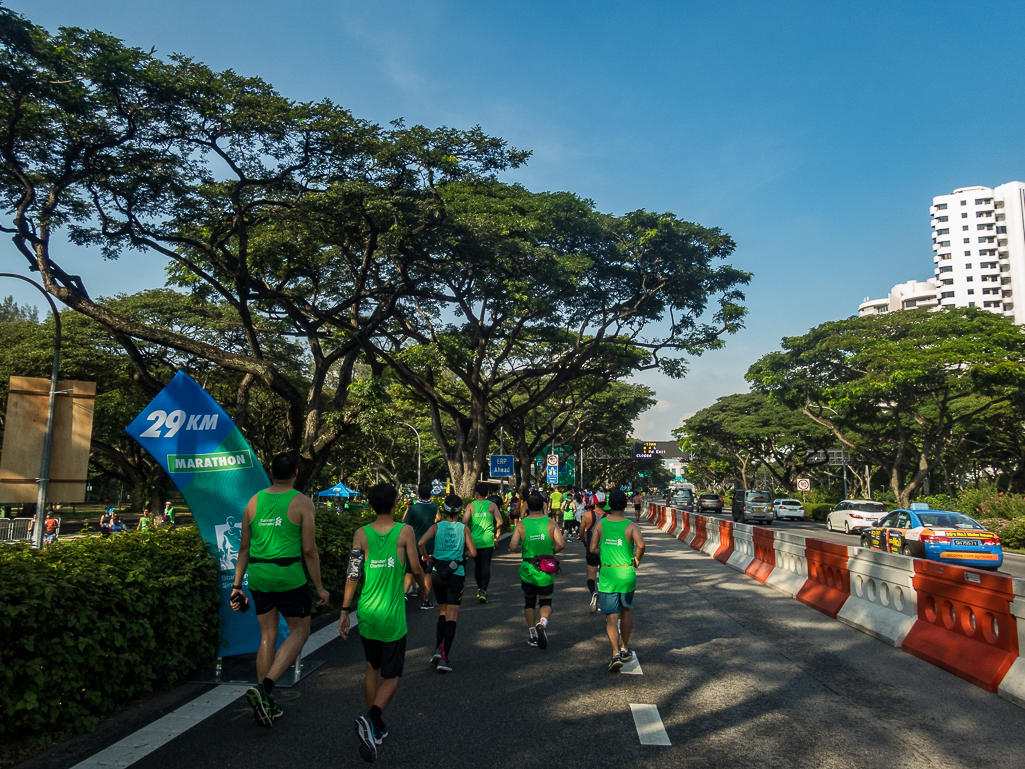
33,518,1025,769
692,508,1025,579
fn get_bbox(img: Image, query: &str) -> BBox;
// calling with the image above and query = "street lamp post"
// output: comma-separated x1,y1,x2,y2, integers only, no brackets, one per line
400,423,421,488
0,274,62,548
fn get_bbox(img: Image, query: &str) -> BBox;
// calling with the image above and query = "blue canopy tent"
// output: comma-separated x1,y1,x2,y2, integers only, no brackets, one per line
317,482,361,498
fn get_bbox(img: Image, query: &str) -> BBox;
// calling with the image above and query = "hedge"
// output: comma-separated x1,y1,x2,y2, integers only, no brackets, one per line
0,527,220,738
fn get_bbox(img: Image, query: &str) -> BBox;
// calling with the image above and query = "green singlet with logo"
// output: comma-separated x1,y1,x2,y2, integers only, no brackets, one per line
519,517,554,587
470,500,495,548
248,489,306,592
359,523,407,642
598,519,636,593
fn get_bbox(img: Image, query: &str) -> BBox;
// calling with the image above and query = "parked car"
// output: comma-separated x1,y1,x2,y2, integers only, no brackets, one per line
859,504,1002,570
772,498,805,521
698,493,724,513
731,489,773,524
826,499,888,534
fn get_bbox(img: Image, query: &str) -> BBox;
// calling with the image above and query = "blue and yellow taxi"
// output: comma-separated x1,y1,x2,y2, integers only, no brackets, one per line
858,504,1002,570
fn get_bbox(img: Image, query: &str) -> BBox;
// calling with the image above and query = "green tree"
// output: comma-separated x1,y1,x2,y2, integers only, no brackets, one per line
747,309,1025,507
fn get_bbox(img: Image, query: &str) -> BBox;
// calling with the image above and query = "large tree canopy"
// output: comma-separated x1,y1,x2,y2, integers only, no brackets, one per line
747,308,1025,506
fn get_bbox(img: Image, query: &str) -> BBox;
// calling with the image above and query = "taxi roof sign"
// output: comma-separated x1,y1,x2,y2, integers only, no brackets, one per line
909,502,930,510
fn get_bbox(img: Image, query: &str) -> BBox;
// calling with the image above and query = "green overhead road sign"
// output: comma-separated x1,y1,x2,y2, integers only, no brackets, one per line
637,471,652,478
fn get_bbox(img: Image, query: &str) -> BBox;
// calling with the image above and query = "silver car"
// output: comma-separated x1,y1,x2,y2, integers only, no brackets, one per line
826,499,888,534
772,499,805,521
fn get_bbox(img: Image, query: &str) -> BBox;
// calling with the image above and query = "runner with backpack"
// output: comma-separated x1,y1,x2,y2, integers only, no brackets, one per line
418,494,477,674
509,491,565,649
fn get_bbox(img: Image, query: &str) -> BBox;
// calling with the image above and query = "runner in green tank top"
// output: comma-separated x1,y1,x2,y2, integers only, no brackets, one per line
590,489,646,672
462,483,503,603
232,452,329,728
510,491,565,649
339,483,427,763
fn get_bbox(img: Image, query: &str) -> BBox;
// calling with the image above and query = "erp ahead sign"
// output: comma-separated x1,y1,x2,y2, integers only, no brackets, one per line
547,465,559,484
490,454,514,478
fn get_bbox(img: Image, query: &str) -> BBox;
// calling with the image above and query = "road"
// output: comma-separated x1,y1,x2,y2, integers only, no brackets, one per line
31,517,1025,769
692,508,1025,579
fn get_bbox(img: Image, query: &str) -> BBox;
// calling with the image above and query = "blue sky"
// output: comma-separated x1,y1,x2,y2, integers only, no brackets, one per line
5,1,1025,438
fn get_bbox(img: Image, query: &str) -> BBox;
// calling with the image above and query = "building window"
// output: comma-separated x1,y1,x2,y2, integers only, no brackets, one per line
998,226,1007,234
940,241,951,246
936,229,949,235
937,215,949,222
939,266,953,273
966,276,973,282
936,203,948,210
962,213,968,218
968,289,975,295
975,198,985,204
961,200,968,206
965,251,972,256
963,226,969,231
964,238,970,243
940,291,954,298
996,201,1004,209
941,279,953,285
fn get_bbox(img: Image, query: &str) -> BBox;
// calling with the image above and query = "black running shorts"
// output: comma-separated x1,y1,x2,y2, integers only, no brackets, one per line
250,584,313,618
361,634,407,679
585,551,601,567
521,580,554,598
432,572,466,606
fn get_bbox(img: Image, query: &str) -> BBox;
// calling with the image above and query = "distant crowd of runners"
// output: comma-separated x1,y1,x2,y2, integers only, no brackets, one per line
231,452,647,763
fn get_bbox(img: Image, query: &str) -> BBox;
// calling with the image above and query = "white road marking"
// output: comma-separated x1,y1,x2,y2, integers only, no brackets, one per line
621,652,643,675
630,703,671,745
71,613,356,769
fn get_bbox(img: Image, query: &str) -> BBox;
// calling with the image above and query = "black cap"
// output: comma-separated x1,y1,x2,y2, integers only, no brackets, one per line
608,489,628,510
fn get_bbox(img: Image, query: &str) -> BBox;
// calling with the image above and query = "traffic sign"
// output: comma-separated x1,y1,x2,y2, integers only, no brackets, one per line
546,465,559,484
490,454,514,478
796,478,811,492
546,454,559,467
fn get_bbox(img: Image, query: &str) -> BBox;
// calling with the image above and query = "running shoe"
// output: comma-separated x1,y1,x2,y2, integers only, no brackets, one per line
608,654,624,672
268,695,283,720
478,589,487,604
355,714,378,762
437,653,452,673
375,720,389,745
431,646,443,666
619,648,633,661
420,599,435,610
246,683,273,728
535,621,548,650
589,592,599,614
527,634,539,647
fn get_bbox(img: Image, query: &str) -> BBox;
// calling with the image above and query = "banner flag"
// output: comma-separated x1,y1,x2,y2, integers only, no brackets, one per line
125,371,285,656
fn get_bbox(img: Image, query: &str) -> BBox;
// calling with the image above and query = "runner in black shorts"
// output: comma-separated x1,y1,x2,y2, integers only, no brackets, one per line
579,501,604,614
418,494,477,673
403,484,438,610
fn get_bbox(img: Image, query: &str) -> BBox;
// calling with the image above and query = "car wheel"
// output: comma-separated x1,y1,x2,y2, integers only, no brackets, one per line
844,521,851,535
860,536,870,548
826,517,834,532
901,545,913,558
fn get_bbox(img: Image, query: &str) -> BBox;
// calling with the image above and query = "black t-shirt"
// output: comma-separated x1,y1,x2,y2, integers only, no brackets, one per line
405,501,438,553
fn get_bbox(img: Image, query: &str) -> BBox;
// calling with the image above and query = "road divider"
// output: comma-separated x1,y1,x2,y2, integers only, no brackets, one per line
727,522,755,572
837,548,917,646
796,539,851,618
699,513,720,557
765,530,807,597
746,527,776,584
713,519,735,565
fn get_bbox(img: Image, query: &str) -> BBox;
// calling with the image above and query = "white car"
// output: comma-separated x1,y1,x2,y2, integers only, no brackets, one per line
772,499,805,521
826,500,889,534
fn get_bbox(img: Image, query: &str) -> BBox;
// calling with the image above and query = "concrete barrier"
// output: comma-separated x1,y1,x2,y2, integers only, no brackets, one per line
745,527,776,584
837,548,917,647
765,530,807,597
690,515,708,551
727,523,756,572
681,511,697,547
699,515,721,557
998,578,1025,707
797,539,852,618
713,519,735,565
903,560,1019,692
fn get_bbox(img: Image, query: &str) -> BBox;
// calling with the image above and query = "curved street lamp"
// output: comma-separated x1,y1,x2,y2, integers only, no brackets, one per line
0,274,62,548
400,422,421,488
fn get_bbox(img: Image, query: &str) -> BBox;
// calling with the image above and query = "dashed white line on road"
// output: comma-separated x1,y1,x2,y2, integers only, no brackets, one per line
630,704,671,745
621,653,643,675
70,614,357,769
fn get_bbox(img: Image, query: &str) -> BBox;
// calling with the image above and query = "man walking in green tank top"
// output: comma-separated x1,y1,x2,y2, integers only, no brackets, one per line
510,491,565,649
462,482,504,603
339,483,428,763
231,452,330,728
590,489,646,672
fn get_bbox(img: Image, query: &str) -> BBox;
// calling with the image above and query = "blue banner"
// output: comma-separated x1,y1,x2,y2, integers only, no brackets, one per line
125,371,285,656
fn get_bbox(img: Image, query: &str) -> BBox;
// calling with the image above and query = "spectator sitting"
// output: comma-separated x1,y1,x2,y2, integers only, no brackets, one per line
100,507,115,537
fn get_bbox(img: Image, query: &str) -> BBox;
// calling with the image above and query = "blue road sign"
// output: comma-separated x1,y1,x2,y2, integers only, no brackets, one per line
490,454,515,477
547,465,559,484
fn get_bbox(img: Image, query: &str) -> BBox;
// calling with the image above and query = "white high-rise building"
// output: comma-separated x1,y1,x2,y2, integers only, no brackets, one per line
858,182,1025,324
929,182,1024,323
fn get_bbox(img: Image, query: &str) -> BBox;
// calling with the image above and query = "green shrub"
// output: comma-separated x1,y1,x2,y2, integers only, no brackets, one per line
980,517,1025,549
0,527,220,739
806,503,833,522
958,490,1025,521
314,507,377,602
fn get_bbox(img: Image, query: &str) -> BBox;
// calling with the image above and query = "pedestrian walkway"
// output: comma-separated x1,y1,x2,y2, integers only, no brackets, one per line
29,518,1025,769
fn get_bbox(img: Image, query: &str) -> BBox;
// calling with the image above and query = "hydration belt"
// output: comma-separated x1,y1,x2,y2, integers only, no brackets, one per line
249,556,302,566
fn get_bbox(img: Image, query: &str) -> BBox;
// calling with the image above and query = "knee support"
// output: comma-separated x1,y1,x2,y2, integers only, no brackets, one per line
524,594,537,610
539,597,552,609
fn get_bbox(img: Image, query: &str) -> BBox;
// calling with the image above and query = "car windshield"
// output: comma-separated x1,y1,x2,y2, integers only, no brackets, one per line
916,512,985,529
699,494,718,500
779,500,801,505
851,503,886,513
748,492,771,503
